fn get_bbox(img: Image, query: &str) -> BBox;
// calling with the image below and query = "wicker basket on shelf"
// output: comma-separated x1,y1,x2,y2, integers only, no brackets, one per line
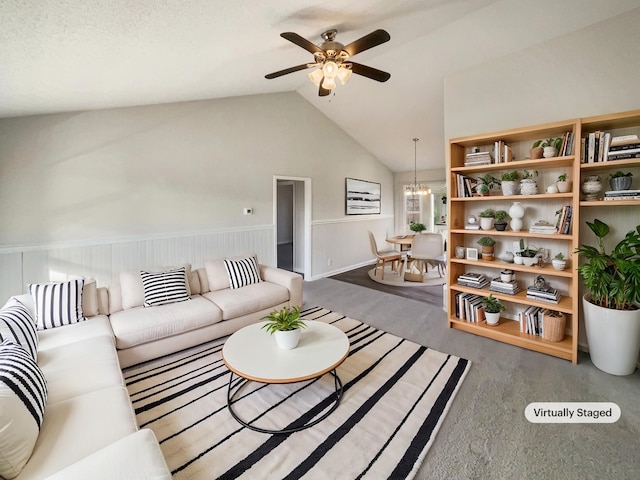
542,311,566,342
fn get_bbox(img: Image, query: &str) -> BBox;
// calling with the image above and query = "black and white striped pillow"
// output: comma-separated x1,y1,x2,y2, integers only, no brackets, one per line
140,267,191,307
29,278,86,330
223,256,261,289
0,299,38,361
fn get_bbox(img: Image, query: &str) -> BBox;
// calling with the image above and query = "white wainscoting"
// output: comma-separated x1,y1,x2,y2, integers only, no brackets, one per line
0,226,275,301
310,215,395,280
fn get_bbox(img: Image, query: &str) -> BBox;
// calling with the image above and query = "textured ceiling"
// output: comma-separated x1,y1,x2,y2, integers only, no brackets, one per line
1,0,639,172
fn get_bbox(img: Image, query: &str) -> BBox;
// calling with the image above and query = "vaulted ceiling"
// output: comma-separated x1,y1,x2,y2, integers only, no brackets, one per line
2,0,639,172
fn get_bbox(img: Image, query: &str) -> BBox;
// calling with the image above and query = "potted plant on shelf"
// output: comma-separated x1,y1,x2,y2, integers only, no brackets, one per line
608,171,633,191
500,171,520,196
494,210,509,231
478,209,495,230
477,236,496,260
520,170,538,195
551,252,567,270
533,137,563,158
261,306,307,350
555,173,571,193
475,173,500,196
409,222,427,234
575,219,640,375
514,239,539,266
480,294,505,326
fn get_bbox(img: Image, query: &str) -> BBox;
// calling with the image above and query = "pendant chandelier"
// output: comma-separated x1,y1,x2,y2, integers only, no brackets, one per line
404,138,431,196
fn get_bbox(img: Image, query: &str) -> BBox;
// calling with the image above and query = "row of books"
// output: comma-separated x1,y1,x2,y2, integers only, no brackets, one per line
526,284,560,304
454,292,486,323
581,133,640,163
454,173,478,198
604,189,640,201
556,131,575,157
489,278,520,295
518,306,564,336
553,205,572,235
457,273,489,289
493,141,513,164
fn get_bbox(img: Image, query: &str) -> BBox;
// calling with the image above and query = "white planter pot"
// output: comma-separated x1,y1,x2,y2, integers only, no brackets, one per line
551,259,567,270
485,312,500,326
556,180,571,193
501,181,519,196
582,295,640,375
520,179,538,195
274,328,301,350
543,146,557,158
479,217,494,230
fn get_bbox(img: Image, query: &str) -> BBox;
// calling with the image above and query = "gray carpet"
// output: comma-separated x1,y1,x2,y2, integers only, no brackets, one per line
303,278,640,480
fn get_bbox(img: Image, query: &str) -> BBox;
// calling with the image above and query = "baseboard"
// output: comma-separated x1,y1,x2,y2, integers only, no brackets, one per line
308,260,375,281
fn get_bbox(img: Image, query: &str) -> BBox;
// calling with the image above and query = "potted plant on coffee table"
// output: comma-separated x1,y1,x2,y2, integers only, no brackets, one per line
477,236,496,261
478,209,495,230
480,294,505,326
494,210,509,231
575,219,640,375
261,306,307,350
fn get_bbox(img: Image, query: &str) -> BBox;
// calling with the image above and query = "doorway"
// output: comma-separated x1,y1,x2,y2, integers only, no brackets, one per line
274,176,311,279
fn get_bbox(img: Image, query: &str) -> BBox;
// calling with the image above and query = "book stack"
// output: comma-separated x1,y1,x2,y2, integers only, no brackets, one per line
454,292,486,323
557,131,575,157
553,205,572,234
607,135,640,161
604,189,640,201
493,140,513,163
454,173,478,198
526,283,560,304
529,220,558,234
457,273,489,289
519,306,543,335
489,278,520,295
464,150,492,166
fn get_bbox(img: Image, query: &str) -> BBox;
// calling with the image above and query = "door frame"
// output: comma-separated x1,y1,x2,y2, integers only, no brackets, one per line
273,175,312,280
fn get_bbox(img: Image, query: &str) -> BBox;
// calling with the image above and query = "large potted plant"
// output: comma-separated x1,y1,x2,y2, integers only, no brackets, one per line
261,306,307,349
575,219,640,375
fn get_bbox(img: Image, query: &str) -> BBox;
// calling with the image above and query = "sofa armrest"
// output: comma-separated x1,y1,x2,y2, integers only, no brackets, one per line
44,429,171,480
260,266,303,308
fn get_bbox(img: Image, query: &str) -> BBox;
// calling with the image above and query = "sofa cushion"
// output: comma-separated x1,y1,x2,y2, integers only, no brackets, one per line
45,429,172,480
109,295,223,349
29,278,86,330
205,255,259,292
120,263,193,310
14,386,137,480
0,298,38,360
37,315,113,352
224,256,261,289
38,336,125,405
140,267,191,307
202,282,289,320
0,340,47,480
81,279,99,317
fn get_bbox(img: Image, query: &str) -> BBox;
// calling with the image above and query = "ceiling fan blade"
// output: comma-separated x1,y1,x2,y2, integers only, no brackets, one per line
342,29,390,57
281,32,323,54
349,62,391,82
319,79,331,97
265,63,314,79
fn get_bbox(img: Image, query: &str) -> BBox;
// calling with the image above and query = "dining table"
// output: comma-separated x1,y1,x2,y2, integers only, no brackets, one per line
385,234,446,279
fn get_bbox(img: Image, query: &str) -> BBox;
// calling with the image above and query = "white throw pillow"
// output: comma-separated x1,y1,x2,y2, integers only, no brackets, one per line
29,278,85,330
0,340,47,479
223,256,262,289
140,267,191,307
0,299,38,361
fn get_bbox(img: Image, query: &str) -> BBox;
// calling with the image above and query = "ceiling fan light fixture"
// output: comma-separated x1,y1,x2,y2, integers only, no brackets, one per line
321,76,337,90
322,60,338,78
337,66,352,85
308,68,323,86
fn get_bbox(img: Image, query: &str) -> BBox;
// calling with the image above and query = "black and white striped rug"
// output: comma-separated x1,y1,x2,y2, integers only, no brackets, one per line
125,307,471,479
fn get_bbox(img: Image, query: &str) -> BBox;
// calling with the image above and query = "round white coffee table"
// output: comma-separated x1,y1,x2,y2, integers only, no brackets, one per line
222,320,349,434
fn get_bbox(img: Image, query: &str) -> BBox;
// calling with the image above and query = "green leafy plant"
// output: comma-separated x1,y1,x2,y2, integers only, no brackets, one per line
533,137,563,151
517,238,538,258
494,210,509,223
261,306,307,334
557,173,568,182
554,252,565,260
477,173,500,192
480,294,506,313
521,170,538,180
477,236,496,247
409,222,426,233
501,171,520,181
609,171,632,179
575,219,640,310
478,208,495,218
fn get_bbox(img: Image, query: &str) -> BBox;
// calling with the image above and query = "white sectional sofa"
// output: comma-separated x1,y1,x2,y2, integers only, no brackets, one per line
0,256,302,479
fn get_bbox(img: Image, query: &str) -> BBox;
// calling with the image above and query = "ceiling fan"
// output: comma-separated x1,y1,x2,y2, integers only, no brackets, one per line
265,29,391,96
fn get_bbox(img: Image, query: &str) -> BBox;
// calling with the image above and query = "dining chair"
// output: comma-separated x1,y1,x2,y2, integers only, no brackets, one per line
409,233,446,279
368,231,402,280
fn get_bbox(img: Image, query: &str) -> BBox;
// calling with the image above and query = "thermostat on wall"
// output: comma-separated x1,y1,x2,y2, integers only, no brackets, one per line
243,208,253,215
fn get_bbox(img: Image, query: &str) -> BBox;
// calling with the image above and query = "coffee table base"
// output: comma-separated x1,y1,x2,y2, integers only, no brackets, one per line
226,370,344,435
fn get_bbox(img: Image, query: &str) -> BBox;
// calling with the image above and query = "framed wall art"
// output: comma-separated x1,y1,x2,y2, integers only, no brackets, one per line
466,247,479,261
345,178,381,215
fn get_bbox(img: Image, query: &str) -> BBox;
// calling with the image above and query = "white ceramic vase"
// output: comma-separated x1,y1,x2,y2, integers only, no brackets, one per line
582,295,640,375
274,329,301,350
520,179,538,195
508,202,525,232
